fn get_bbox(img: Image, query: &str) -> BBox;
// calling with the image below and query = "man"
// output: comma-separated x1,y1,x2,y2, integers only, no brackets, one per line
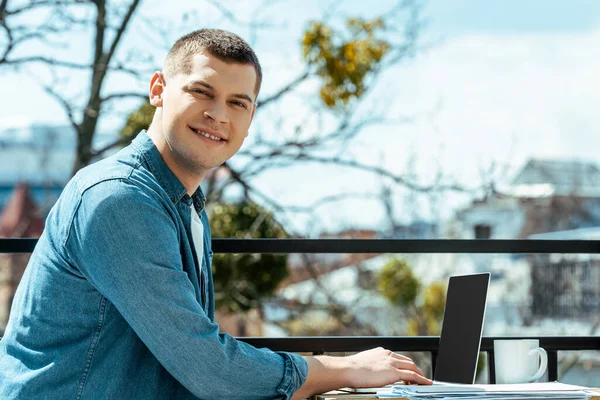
0,29,431,399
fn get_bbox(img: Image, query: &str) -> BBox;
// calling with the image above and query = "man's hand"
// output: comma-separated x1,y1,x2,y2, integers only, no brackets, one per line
344,347,432,388
291,347,432,400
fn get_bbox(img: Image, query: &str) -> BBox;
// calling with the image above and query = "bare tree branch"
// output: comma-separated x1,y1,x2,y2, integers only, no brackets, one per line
237,110,417,181
0,0,8,16
41,83,79,134
284,192,385,214
100,92,147,102
248,0,285,46
216,162,318,234
257,71,310,109
5,0,87,16
205,0,283,47
270,154,467,193
0,28,14,62
105,0,139,68
108,63,150,78
205,0,236,23
1,56,90,68
91,136,131,158
296,253,378,335
72,0,141,173
1,0,91,62
1,56,148,79
92,0,106,68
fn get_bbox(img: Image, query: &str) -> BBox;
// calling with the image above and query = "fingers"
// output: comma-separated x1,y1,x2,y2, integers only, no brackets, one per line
388,355,426,378
383,350,432,384
396,369,433,385
387,351,412,362
346,347,433,388
386,351,426,377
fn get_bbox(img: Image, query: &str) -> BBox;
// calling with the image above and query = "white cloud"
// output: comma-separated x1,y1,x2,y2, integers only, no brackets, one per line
380,27,600,180
244,26,600,233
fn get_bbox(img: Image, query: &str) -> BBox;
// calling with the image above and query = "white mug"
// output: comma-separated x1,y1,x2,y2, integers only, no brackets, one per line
494,339,548,384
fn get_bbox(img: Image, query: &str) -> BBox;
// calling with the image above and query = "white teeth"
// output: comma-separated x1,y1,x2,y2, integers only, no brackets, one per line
194,128,222,141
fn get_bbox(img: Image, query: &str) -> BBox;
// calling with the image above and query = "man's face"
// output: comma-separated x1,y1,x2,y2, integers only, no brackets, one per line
150,52,257,179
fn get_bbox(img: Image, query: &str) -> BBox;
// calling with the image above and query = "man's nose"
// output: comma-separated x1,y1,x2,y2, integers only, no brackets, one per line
203,103,228,124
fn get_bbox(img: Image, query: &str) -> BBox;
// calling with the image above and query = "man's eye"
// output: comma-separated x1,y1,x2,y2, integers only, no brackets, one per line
231,101,247,109
193,89,210,96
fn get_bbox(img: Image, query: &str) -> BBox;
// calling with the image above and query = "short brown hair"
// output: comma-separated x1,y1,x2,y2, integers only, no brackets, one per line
163,29,262,96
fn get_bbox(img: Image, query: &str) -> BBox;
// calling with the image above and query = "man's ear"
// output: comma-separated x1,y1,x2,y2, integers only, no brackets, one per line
149,72,165,107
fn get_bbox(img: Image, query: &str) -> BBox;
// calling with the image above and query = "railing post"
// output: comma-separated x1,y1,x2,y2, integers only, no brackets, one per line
487,350,496,384
547,350,558,381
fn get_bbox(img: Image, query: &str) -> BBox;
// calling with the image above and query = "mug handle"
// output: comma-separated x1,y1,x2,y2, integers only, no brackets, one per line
528,347,548,382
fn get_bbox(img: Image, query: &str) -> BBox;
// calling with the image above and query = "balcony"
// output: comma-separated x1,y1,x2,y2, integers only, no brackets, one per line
1,238,599,384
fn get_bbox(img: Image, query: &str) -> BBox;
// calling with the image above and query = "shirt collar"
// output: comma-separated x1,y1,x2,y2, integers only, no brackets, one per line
131,130,206,211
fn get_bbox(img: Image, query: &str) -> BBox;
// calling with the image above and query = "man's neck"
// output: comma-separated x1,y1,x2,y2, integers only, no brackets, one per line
147,126,205,196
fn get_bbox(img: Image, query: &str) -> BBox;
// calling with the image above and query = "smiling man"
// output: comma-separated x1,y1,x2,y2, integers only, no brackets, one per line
0,29,431,399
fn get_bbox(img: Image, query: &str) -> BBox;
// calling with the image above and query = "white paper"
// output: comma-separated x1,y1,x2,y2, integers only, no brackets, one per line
378,381,590,399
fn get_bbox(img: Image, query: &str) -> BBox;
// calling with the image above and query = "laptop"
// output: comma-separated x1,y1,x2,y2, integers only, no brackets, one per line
434,272,490,384
343,272,490,392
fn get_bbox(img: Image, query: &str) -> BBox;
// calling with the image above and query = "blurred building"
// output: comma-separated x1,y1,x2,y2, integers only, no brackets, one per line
453,158,600,317
0,183,45,330
456,159,600,241
528,228,600,319
0,117,117,211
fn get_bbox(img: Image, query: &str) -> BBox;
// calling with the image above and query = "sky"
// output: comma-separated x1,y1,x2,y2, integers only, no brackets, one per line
2,0,600,235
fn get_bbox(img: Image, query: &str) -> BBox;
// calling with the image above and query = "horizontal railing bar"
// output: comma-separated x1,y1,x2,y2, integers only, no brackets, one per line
216,239,600,254
237,336,600,353
0,239,36,253
3,238,600,254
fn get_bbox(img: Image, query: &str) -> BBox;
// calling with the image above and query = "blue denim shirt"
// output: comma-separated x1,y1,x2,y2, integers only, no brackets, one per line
0,131,307,399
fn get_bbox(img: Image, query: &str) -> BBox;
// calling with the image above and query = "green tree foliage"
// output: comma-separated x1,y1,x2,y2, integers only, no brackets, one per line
209,201,289,313
302,18,389,108
119,100,154,145
405,281,446,336
377,258,420,306
376,258,445,336
423,281,446,319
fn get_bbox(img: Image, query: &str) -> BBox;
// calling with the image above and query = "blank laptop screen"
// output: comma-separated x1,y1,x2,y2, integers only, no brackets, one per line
434,273,490,384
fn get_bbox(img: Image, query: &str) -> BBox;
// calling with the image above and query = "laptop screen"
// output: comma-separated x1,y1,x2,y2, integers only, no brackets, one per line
434,272,490,384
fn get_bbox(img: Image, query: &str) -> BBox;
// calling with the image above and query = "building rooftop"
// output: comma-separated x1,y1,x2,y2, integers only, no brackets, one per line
512,159,600,193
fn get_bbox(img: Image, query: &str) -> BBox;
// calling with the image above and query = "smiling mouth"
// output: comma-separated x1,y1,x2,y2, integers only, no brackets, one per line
189,126,225,142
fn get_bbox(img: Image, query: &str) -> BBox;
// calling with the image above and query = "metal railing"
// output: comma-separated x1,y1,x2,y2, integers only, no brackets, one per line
239,336,600,383
3,238,600,254
2,237,599,382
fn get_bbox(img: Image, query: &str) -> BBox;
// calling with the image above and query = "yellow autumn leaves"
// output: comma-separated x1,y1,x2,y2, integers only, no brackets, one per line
302,18,389,108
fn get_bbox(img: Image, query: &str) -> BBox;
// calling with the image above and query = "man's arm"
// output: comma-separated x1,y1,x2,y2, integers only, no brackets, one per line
65,180,306,399
292,348,433,399
66,180,429,399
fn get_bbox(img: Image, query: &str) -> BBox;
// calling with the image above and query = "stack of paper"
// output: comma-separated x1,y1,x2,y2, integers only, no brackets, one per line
377,381,592,399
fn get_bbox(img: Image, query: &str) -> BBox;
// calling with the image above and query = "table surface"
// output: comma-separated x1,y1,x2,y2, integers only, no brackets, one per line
314,388,600,400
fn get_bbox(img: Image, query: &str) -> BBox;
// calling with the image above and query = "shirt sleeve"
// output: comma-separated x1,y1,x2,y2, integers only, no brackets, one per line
64,179,308,399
